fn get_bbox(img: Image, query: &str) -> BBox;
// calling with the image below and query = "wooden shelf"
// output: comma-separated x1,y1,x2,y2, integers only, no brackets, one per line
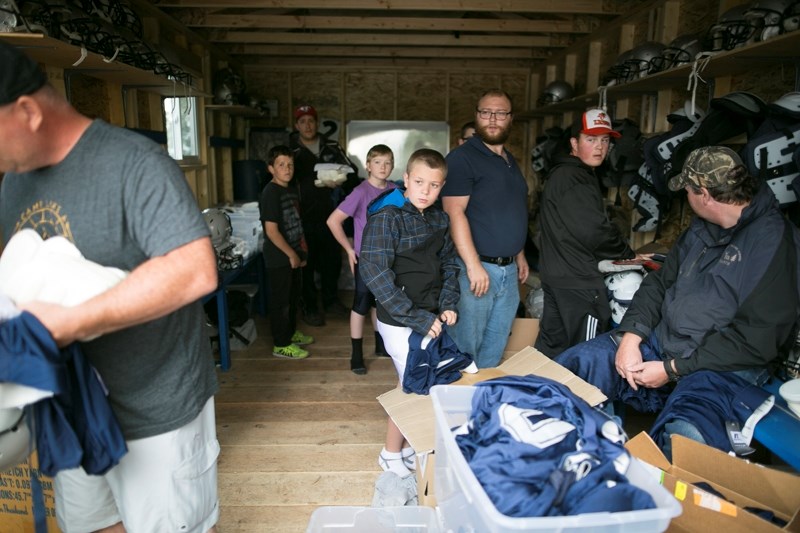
518,31,800,119
205,104,266,118
0,33,209,97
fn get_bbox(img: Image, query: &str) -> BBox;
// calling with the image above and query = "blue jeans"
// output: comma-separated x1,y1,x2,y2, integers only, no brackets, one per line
449,258,519,368
557,330,772,458
555,330,669,414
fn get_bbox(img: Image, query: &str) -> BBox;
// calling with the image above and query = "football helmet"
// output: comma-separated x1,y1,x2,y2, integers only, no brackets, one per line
213,67,246,105
705,3,758,51
537,80,575,106
651,33,703,71
78,0,142,37
784,1,800,32
0,407,31,473
0,0,19,33
202,208,233,250
622,41,667,78
744,0,794,41
604,49,635,86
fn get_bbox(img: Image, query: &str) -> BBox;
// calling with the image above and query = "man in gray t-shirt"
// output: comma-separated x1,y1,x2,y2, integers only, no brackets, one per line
0,40,220,533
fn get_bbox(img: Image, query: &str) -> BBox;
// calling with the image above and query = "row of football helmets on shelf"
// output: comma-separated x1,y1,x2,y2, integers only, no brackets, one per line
0,0,194,85
538,0,800,105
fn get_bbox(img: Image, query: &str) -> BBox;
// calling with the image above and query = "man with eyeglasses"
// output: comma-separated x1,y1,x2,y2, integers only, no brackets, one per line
534,109,637,358
441,89,530,368
457,121,476,146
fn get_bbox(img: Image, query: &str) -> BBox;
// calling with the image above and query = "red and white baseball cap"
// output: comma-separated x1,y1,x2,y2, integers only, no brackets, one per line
293,104,317,121
572,108,621,138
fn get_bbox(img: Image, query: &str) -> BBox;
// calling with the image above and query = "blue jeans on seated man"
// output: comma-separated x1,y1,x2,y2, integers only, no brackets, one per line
448,258,519,369
555,330,771,460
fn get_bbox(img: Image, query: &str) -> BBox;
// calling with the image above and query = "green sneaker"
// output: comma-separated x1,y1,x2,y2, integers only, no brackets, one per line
291,330,315,345
273,343,309,359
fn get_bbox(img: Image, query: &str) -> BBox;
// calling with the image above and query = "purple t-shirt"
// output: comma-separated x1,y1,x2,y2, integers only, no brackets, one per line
338,179,397,255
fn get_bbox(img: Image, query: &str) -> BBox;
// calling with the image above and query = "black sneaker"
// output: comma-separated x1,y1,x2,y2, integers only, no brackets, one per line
350,357,367,375
302,311,325,327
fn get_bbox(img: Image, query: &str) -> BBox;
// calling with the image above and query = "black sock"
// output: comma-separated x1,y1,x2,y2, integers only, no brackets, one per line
375,332,388,356
350,338,366,374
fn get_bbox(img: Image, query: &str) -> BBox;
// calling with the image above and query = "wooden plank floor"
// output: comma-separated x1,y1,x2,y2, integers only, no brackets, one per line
215,300,396,532
212,293,661,532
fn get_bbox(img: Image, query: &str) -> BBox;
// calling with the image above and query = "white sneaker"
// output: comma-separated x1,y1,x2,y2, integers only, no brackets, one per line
378,448,412,477
401,446,416,471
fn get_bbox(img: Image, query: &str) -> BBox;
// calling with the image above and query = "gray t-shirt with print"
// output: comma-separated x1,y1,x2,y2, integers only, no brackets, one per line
0,119,218,440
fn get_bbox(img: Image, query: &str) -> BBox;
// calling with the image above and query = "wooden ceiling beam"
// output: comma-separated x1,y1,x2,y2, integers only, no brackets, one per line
209,31,559,48
178,14,586,33
229,44,553,59
242,56,537,70
154,0,614,15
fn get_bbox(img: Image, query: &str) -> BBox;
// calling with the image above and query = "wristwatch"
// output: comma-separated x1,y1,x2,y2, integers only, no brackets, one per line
663,359,681,382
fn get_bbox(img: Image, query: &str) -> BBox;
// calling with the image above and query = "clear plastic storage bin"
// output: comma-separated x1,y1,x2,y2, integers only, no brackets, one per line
306,506,441,533
430,385,682,533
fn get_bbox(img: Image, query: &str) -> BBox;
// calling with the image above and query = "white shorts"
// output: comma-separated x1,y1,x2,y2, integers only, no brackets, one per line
55,397,220,533
377,320,437,382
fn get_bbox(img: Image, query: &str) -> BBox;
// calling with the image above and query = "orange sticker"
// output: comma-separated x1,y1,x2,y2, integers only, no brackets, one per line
694,488,738,517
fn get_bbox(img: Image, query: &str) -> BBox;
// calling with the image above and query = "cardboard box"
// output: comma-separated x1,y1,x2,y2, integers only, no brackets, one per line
377,318,603,508
415,453,436,508
626,432,800,533
503,317,539,357
0,452,60,532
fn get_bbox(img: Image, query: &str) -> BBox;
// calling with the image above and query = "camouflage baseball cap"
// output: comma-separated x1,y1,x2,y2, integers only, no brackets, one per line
668,146,745,191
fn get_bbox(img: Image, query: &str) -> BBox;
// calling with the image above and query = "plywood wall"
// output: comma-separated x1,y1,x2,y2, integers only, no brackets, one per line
245,68,532,172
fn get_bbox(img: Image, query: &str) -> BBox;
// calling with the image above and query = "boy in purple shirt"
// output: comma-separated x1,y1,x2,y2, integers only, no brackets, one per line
327,144,397,374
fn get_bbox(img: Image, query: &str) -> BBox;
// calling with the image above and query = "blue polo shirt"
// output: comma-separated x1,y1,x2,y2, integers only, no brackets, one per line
442,135,528,258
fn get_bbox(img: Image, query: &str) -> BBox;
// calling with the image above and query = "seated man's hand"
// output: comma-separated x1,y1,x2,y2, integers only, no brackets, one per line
615,333,644,390
625,360,669,389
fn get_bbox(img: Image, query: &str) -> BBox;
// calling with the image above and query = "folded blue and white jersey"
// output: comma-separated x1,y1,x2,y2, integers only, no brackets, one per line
402,326,476,395
455,374,655,517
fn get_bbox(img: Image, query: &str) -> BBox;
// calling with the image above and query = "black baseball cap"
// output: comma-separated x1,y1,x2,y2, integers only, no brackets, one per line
0,40,48,106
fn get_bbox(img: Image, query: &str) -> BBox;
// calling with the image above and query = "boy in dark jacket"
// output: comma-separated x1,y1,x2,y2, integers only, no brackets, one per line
360,149,460,477
290,104,358,326
536,109,640,358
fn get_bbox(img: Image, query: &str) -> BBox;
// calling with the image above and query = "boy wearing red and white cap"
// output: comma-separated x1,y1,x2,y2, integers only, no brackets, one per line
289,104,358,327
535,108,641,358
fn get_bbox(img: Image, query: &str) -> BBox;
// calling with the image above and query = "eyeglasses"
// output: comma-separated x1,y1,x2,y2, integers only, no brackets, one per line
476,109,512,121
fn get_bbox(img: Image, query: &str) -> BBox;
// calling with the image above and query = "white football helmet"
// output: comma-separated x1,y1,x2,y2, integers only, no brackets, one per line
202,208,232,250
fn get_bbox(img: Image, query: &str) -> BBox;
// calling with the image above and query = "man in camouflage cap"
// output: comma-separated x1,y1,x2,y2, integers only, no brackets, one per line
668,146,745,191
556,145,800,459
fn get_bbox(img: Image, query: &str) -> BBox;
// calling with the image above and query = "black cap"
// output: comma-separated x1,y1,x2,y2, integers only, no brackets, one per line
0,40,48,106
